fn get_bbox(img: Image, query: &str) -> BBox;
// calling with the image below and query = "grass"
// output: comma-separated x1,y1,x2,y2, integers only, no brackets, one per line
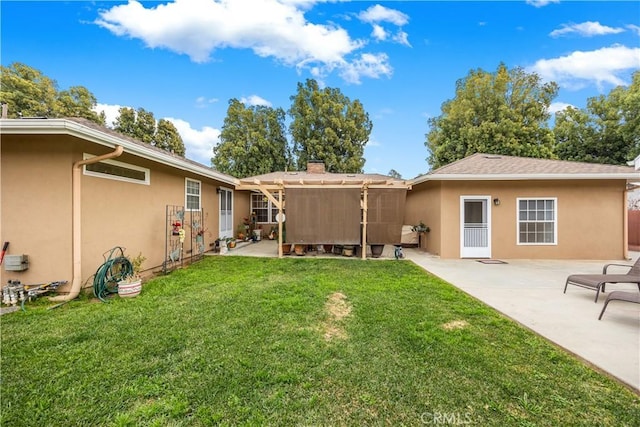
1,256,639,426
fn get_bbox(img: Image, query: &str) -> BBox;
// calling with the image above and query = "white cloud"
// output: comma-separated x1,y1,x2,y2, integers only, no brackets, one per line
240,95,272,107
550,21,625,38
339,52,392,84
371,24,387,41
358,4,409,26
529,45,640,89
94,103,124,127
627,24,640,36
195,96,219,108
548,102,574,114
392,30,410,47
95,0,399,84
526,0,559,8
166,117,220,165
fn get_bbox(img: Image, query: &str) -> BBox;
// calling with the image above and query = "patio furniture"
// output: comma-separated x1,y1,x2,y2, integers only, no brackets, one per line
598,291,640,320
563,258,640,302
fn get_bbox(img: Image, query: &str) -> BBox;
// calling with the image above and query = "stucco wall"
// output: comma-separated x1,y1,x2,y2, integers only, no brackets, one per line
1,134,231,293
404,182,441,254
410,179,628,260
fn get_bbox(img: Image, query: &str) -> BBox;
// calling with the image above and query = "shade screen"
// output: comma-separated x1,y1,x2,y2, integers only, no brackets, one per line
366,189,407,244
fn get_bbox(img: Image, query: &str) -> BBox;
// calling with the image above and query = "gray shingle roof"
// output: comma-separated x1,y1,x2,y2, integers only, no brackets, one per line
413,153,638,183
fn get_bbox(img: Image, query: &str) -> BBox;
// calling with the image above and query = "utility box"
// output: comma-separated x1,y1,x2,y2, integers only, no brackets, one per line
4,255,29,271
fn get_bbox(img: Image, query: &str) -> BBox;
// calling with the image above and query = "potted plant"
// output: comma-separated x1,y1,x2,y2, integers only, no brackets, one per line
118,252,146,298
412,221,430,233
226,237,237,249
236,224,246,240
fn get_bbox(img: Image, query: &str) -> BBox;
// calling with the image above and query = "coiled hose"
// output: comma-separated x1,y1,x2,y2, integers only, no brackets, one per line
93,247,133,302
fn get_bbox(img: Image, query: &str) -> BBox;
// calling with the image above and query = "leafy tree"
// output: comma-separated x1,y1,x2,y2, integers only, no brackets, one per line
388,169,402,179
213,99,289,177
425,63,558,169
114,107,186,156
555,71,640,165
288,79,372,173
0,62,104,124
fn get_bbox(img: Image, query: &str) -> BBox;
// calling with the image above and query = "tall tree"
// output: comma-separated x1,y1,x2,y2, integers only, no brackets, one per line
425,63,558,169
388,169,402,179
555,71,640,165
0,62,103,124
288,79,372,173
114,107,186,156
213,99,289,177
156,119,185,156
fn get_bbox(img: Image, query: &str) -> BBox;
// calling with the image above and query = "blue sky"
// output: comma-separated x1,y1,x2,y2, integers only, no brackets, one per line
2,1,639,178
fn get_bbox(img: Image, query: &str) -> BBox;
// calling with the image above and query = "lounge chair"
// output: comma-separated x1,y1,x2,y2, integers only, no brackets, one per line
563,257,640,302
598,291,640,320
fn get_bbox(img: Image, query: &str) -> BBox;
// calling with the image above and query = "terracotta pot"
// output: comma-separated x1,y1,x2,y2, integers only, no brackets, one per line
323,244,333,254
294,244,306,256
281,243,292,255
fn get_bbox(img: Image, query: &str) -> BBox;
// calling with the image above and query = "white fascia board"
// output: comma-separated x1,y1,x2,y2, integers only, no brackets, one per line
411,172,640,185
0,119,239,186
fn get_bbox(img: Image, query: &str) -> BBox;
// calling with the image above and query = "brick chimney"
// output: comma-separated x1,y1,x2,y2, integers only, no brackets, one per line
306,160,325,174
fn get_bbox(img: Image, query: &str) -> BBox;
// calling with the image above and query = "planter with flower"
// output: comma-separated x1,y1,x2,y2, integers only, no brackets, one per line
118,252,146,298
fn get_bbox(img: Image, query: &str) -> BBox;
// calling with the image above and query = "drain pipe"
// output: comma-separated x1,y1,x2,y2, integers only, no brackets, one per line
50,146,124,302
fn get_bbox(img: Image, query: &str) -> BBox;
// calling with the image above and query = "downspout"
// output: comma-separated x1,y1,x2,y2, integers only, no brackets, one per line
623,185,630,261
50,146,124,302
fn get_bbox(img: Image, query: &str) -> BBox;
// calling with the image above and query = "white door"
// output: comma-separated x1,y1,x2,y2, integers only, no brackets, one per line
460,196,491,258
219,188,233,239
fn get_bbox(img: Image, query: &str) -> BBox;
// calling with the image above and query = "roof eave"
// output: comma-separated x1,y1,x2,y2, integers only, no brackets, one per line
0,118,239,185
411,173,639,185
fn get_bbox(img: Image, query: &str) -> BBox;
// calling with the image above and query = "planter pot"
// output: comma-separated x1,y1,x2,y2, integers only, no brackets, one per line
281,243,292,255
294,244,306,256
342,245,354,257
118,279,142,298
333,245,343,255
227,241,237,249
253,229,262,241
323,244,333,254
220,245,228,255
370,244,384,258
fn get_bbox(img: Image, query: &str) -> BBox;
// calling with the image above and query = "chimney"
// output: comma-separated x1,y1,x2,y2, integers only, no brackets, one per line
306,160,325,174
1,103,7,119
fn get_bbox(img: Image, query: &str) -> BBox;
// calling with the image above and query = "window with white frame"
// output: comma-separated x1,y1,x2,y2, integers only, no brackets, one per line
185,178,201,210
517,198,557,244
251,193,283,223
83,154,150,185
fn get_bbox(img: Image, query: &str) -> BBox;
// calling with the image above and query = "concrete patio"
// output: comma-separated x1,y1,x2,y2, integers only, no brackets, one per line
227,239,640,392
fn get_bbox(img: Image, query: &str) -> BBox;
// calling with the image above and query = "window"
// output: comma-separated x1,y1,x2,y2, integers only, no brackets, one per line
83,154,150,185
517,198,557,245
185,178,201,210
251,193,283,223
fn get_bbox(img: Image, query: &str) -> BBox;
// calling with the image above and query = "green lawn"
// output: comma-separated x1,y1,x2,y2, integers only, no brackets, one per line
1,256,638,426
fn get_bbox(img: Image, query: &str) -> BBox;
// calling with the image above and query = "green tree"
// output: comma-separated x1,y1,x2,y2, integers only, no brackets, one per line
425,63,558,169
555,71,640,165
114,107,186,156
213,99,289,177
388,169,402,179
288,79,372,173
156,119,185,156
0,62,103,124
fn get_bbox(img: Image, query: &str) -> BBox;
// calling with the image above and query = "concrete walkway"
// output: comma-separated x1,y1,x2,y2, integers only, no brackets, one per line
229,240,639,391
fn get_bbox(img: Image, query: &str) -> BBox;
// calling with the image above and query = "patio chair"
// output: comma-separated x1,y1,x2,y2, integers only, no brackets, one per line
563,257,640,303
598,291,640,320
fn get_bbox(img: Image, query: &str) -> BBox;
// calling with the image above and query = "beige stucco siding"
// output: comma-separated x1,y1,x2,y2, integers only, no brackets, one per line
1,134,229,293
1,135,74,286
409,179,627,260
404,181,441,254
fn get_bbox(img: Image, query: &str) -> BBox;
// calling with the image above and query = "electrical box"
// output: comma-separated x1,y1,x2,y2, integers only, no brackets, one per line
4,255,29,271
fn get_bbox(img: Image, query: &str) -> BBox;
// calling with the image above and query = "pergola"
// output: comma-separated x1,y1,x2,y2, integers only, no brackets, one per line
236,168,412,258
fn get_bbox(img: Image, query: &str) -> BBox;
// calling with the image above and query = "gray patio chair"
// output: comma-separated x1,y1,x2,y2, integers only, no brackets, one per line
598,291,640,320
563,257,640,302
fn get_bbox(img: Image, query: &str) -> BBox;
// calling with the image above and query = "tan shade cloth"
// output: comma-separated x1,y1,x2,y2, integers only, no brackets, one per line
285,188,361,244
366,188,407,244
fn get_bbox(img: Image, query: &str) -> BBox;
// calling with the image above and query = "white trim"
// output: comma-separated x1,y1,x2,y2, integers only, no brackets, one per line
185,178,202,211
82,153,150,185
516,197,558,246
0,119,238,185
218,187,234,239
460,196,492,258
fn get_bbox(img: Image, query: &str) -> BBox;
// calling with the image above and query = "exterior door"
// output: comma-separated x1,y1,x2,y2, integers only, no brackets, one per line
460,196,491,258
219,188,233,239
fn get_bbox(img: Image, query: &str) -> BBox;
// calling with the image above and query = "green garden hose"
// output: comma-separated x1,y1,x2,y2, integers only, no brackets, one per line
93,247,133,302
